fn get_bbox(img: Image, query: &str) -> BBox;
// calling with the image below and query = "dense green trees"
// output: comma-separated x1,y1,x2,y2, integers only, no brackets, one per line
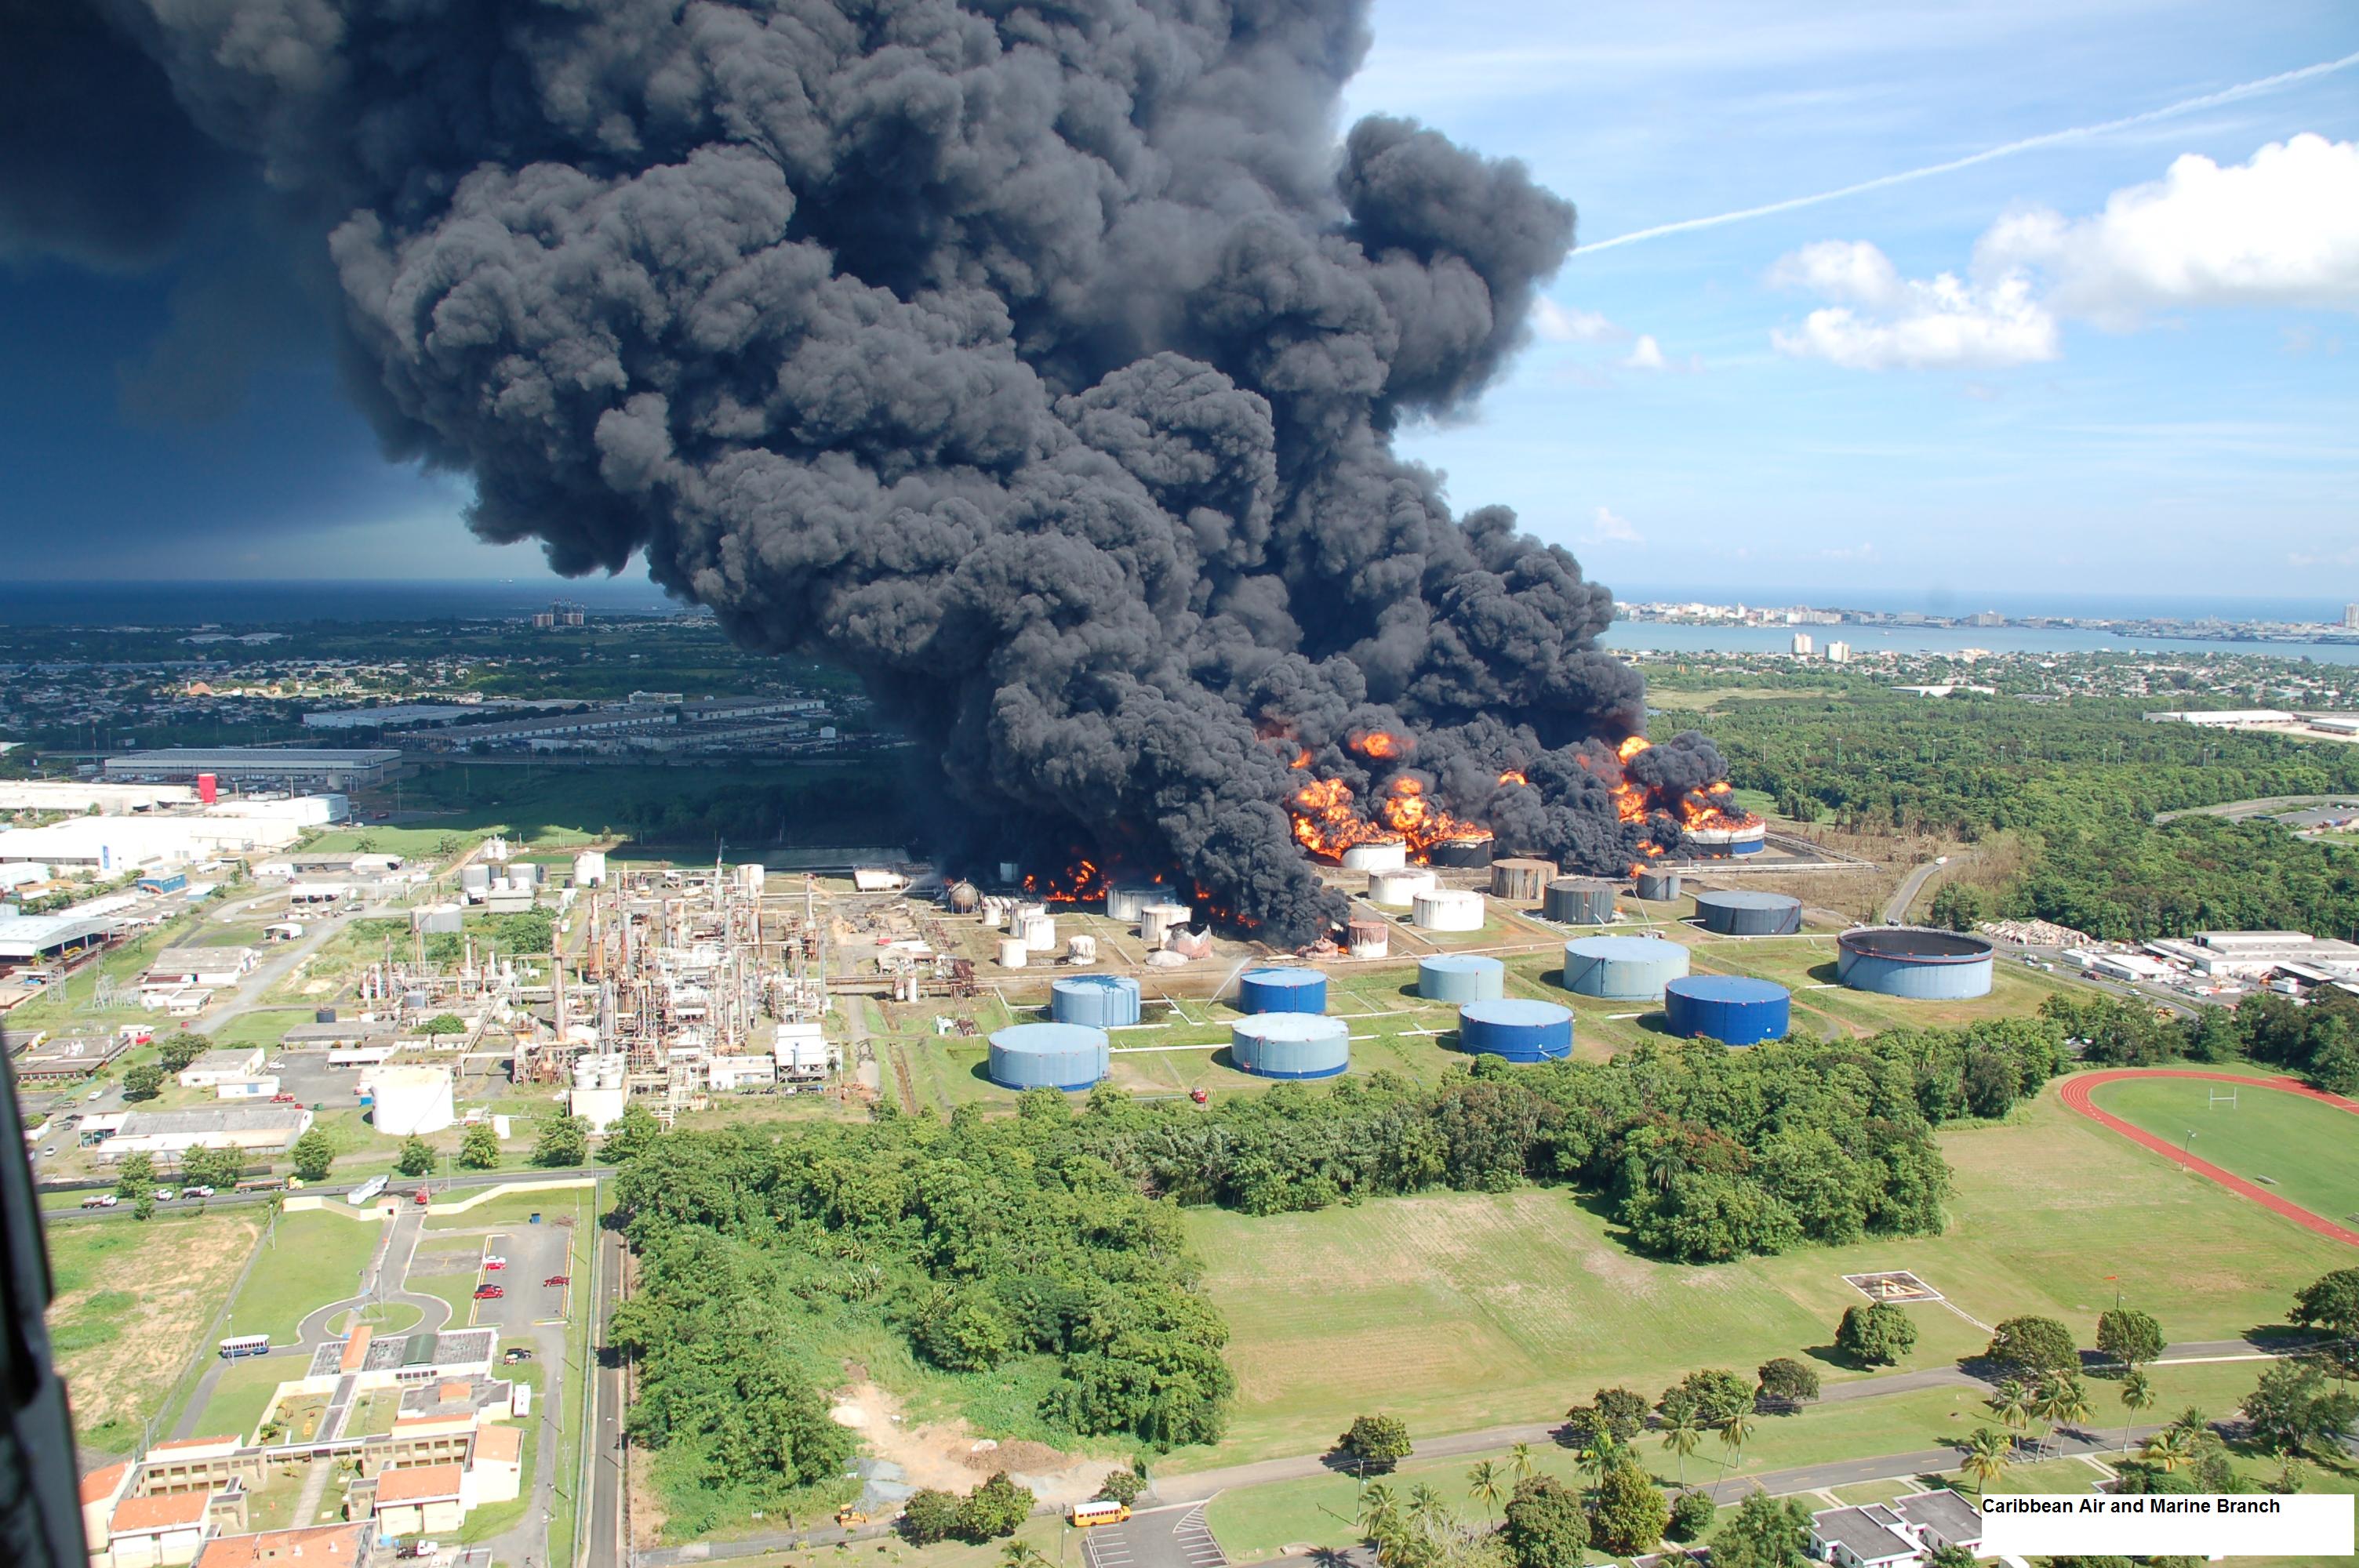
458,1123,501,1170
1755,1358,1820,1411
1587,1462,1668,1555
395,1137,435,1178
179,1145,244,1191
2241,1363,2359,1456
1499,1475,1588,1568
1836,1302,1917,1366
2288,1268,2359,1371
531,1112,590,1168
156,1033,208,1072
1984,1316,2078,1378
1659,1370,1753,1428
2096,1309,2165,1370
122,1062,163,1102
114,1152,156,1200
1339,1414,1414,1472
1707,1492,1816,1568
1666,1490,1715,1543
289,1127,336,1181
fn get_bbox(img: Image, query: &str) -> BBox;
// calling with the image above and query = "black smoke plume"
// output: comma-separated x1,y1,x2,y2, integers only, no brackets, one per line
21,1,1731,943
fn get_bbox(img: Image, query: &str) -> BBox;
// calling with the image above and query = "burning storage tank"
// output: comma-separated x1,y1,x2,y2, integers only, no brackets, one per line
1340,839,1408,872
1663,975,1791,1045
1695,889,1803,935
1230,1014,1350,1080
1140,902,1193,947
1561,935,1692,1000
1052,975,1140,1028
1419,954,1506,1003
1633,866,1681,902
1685,820,1768,857
1458,999,1573,1062
1368,867,1437,907
987,1022,1110,1091
1837,927,1996,999
1490,858,1556,902
1428,833,1496,869
1543,877,1618,925
1346,917,1389,958
1237,967,1328,1014
1412,887,1485,931
1104,885,1161,924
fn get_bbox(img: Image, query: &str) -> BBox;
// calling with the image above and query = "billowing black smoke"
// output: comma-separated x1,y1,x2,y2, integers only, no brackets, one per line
20,0,1732,943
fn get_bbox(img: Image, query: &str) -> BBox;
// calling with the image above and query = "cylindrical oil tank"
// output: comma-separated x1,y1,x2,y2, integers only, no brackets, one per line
996,936,1030,969
1014,900,1049,924
1019,912,1057,953
1412,888,1485,931
987,1022,1109,1091
370,1065,457,1136
1105,885,1160,924
1368,868,1437,906
1419,954,1505,1004
1694,889,1802,935
1634,866,1682,902
315,1007,338,1024
1346,917,1389,958
1543,877,1619,925
1341,840,1408,872
736,863,765,895
1562,935,1692,1000
1230,1014,1350,1080
1491,858,1557,902
1458,999,1573,1062
412,904,462,935
1140,902,1192,947
1686,821,1768,857
1664,975,1791,1045
1066,935,1098,965
460,864,491,893
1429,835,1496,869
1837,927,1995,999
980,896,1010,929
1238,967,1328,1014
1052,974,1140,1028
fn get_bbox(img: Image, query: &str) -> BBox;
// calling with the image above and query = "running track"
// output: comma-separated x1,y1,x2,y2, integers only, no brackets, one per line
2059,1069,2359,1247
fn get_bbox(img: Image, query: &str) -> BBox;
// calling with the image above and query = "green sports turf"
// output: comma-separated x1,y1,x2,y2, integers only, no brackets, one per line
2088,1076,2359,1229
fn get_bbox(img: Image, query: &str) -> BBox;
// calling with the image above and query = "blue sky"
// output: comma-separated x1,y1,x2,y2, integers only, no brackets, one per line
4,2,2354,604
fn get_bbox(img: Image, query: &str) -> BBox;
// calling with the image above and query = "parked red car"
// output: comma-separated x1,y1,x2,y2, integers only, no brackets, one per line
482,1258,507,1271
543,1276,569,1288
474,1284,504,1300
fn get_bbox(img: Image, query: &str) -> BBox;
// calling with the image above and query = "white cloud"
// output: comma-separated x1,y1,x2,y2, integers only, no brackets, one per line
1530,297,1619,343
1978,133,2359,325
1587,506,1643,545
1621,335,1668,371
1769,240,2059,369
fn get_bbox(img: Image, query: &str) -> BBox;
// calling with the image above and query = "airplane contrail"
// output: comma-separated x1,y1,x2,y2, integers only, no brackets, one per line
1576,50,2359,255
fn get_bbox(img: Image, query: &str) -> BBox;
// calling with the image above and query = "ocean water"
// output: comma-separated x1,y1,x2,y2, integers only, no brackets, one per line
1601,621,2359,666
1602,583,2355,626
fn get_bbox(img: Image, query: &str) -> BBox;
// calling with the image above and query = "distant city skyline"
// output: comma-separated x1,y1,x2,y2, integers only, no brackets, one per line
2,2,2352,598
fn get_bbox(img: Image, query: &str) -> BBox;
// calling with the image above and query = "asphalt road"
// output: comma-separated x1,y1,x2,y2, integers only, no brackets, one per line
585,1222,627,1568
43,1163,620,1222
1085,1502,1227,1568
1881,855,1951,925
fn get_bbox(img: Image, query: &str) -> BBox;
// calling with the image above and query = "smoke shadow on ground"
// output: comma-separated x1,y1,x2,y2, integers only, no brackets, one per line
1805,961,1842,985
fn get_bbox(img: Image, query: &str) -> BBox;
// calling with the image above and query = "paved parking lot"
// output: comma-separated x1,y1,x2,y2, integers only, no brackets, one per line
1083,1504,1226,1568
451,1209,578,1336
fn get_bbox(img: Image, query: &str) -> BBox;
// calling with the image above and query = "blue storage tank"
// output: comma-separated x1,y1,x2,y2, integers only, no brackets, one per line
987,1022,1110,1091
1663,975,1790,1045
1561,935,1692,1000
1230,1014,1350,1079
1237,967,1328,1014
1458,999,1573,1062
1419,954,1505,1004
1837,927,1995,1000
1050,975,1141,1029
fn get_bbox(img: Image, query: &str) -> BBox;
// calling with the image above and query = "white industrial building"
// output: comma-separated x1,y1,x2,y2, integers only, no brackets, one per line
0,780,195,814
366,1065,457,1135
141,947,256,1004
0,815,303,874
99,1105,313,1159
569,1054,630,1132
177,1046,265,1089
2143,930,2359,979
104,748,400,790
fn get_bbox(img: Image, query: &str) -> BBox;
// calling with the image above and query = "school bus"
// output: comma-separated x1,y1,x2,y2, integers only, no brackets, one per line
1069,1501,1130,1528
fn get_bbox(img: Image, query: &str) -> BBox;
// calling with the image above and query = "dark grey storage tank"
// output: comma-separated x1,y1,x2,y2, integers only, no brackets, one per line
1694,889,1802,935
1633,867,1682,902
1543,877,1619,925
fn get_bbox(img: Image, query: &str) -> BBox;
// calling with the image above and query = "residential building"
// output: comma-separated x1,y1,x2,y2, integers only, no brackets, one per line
1825,641,1852,663
1810,1490,1983,1568
1790,633,1814,656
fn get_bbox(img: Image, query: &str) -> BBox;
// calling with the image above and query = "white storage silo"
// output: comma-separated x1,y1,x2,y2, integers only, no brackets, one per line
1369,868,1437,907
1412,888,1484,931
1341,840,1408,872
1020,912,1057,952
997,936,1030,969
572,850,607,887
371,1065,456,1136
1140,902,1192,946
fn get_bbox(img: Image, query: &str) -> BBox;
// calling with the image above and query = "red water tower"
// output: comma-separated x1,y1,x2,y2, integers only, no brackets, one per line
197,772,217,804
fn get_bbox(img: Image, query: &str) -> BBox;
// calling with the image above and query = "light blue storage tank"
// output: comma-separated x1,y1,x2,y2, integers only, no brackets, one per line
1837,927,1995,999
1237,967,1328,1014
1419,954,1505,1004
1663,975,1790,1045
987,1022,1110,1091
1561,935,1692,1000
1230,1014,1350,1079
1051,975,1141,1029
1457,999,1573,1062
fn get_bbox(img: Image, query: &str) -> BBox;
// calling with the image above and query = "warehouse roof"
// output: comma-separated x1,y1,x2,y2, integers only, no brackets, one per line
115,1107,309,1138
107,748,400,767
0,915,113,957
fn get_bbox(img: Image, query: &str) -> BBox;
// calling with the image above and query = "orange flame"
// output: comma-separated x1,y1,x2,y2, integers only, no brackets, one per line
1288,772,1487,861
1021,858,1109,904
1497,769,1528,788
1608,735,1761,871
1289,746,1313,769
1350,730,1411,760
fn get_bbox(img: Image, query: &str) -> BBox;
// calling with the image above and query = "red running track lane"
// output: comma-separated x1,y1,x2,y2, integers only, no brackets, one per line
2059,1069,2359,1248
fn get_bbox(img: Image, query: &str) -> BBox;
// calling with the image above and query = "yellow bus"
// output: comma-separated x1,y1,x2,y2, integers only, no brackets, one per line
1069,1501,1131,1528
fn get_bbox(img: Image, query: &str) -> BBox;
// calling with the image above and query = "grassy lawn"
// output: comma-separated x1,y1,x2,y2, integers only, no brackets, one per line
219,1210,386,1345
206,1008,318,1051
2088,1074,2359,1225
1176,1088,2348,1468
425,1185,594,1231
195,1354,294,1445
409,1272,483,1329
43,1207,262,1455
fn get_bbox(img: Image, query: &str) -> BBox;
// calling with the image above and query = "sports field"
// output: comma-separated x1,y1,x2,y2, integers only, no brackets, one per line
2088,1074,2359,1230
1177,1088,2348,1466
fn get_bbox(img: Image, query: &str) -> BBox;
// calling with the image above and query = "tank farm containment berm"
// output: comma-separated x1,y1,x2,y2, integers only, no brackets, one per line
1561,935,1691,1000
1663,975,1792,1045
1230,1014,1351,1079
1837,926,1995,999
1236,967,1329,1014
987,1022,1110,1091
1457,998,1574,1062
1694,888,1803,935
1419,954,1505,1003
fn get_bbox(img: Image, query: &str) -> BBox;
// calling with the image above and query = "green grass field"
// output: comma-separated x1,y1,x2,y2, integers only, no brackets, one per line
194,1353,293,1444
218,1210,387,1345
1175,1087,2349,1468
2088,1076,2359,1227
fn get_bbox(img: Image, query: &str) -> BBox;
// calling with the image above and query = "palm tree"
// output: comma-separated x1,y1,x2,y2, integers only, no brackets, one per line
1719,1411,1757,1475
1576,1430,1622,1494
1406,1484,1452,1541
2142,1426,2196,1473
1992,1378,2032,1446
2169,1406,2210,1440
1000,1543,1050,1568
1467,1461,1504,1530
1507,1442,1536,1485
1960,1428,2012,1495
1358,1483,1399,1539
2051,1377,2093,1457
2119,1368,2155,1454
1661,1414,1702,1487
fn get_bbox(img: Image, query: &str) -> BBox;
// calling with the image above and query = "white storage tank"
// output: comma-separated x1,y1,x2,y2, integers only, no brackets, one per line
1105,885,1161,924
997,937,1030,969
370,1065,456,1136
1347,917,1389,958
737,862,765,895
1412,887,1485,931
1140,902,1192,946
572,850,607,887
1368,868,1438,907
1341,840,1408,872
1020,912,1057,953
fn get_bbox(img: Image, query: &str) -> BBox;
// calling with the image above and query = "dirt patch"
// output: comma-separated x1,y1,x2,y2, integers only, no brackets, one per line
49,1210,262,1439
829,1380,1110,1505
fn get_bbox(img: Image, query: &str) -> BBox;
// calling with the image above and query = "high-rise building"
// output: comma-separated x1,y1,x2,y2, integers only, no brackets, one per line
1790,633,1814,656
2345,604,2358,630
1825,641,1852,664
